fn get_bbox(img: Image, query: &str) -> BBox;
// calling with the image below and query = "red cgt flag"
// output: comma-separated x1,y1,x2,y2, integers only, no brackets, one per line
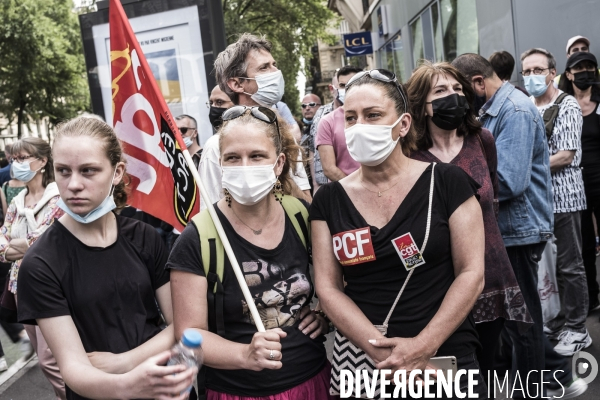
109,0,199,231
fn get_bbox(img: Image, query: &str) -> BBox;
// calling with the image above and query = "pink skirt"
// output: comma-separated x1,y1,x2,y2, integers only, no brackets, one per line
207,363,336,400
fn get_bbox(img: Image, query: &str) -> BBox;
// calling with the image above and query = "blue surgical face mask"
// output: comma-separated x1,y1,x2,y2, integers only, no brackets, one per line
11,160,40,182
302,117,312,125
524,74,551,97
183,136,194,148
57,168,118,224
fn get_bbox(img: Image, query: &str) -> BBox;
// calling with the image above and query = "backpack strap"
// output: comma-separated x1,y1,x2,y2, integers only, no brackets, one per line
191,210,225,336
542,92,569,139
280,195,310,249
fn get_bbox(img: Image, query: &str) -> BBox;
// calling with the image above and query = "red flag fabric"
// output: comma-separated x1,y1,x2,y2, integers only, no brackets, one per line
109,0,199,231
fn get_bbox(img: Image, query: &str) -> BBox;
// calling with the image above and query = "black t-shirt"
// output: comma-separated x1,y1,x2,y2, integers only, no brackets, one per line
17,214,170,400
581,103,600,199
310,163,480,357
167,204,326,397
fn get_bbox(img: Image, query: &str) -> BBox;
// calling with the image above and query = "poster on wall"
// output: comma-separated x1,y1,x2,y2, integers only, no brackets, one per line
79,0,227,147
92,6,213,144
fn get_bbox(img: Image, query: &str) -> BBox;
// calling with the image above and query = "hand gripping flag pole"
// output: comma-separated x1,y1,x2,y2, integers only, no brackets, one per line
109,0,265,332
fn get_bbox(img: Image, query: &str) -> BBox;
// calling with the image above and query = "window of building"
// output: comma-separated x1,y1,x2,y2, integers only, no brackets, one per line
440,0,479,61
408,0,478,66
380,33,407,83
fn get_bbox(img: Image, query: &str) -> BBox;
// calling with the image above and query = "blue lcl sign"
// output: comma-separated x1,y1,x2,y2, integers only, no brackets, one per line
343,32,373,57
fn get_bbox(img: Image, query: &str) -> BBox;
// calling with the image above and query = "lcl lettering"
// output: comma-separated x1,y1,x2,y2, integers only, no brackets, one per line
346,37,370,47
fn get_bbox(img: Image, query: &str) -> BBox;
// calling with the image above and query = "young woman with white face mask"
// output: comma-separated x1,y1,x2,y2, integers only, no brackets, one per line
311,69,488,398
16,117,196,400
0,137,66,399
168,106,333,400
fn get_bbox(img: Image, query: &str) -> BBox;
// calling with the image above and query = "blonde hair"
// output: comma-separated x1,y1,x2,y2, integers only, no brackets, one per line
218,113,300,195
53,117,128,208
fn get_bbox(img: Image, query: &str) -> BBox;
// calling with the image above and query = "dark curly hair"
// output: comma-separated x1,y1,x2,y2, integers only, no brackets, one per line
406,61,482,150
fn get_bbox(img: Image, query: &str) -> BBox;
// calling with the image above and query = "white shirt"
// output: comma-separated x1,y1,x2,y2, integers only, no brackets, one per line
198,135,309,211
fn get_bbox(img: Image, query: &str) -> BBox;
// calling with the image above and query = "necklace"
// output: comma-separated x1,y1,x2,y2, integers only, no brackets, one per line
230,206,268,235
359,173,403,197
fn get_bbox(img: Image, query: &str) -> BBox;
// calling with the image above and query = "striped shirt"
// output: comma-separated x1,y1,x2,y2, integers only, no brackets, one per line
534,91,587,213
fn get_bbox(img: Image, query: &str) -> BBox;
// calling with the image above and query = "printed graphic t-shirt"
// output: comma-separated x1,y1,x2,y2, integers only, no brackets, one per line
167,205,326,396
310,163,480,357
17,215,170,400
534,91,586,213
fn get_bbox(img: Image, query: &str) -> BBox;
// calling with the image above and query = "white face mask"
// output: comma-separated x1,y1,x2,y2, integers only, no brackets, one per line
221,160,278,205
345,116,403,166
183,136,194,148
337,88,346,104
243,70,285,107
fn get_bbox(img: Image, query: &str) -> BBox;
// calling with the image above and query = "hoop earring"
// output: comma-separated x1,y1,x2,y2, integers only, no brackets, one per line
273,179,283,204
224,188,232,207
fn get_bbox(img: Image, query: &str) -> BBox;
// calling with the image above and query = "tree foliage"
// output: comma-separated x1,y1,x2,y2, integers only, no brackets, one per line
0,0,90,137
222,0,337,116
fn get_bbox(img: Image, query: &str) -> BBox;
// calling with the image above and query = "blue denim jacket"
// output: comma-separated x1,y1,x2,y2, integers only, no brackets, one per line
480,83,554,247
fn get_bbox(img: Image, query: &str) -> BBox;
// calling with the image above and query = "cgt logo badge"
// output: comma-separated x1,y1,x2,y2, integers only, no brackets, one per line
573,351,598,384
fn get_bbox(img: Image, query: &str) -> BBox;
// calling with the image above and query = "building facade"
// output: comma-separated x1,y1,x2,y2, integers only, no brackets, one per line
329,0,600,86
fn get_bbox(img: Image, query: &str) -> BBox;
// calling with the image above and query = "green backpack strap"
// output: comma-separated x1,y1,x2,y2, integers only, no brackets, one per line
280,195,310,249
191,209,224,294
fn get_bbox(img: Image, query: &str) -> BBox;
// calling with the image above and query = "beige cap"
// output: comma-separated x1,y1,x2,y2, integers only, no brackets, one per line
566,35,590,54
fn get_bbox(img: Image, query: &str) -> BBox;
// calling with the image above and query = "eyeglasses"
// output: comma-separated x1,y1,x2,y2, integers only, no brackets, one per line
222,106,281,138
346,69,408,112
301,102,321,109
206,100,231,108
521,67,550,76
178,127,196,135
14,155,36,163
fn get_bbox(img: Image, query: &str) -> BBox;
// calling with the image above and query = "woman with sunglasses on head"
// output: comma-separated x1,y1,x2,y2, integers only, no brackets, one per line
0,137,66,399
406,61,532,380
558,52,600,313
169,106,332,400
311,69,487,398
16,117,196,400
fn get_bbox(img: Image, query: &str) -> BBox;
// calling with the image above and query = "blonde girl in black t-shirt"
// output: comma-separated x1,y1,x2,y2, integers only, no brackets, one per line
17,117,195,400
168,106,332,399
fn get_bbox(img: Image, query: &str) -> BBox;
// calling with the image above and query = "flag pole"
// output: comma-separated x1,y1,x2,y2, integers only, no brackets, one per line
180,148,266,333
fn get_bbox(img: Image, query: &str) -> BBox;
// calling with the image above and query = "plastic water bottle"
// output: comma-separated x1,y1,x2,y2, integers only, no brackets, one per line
167,329,203,393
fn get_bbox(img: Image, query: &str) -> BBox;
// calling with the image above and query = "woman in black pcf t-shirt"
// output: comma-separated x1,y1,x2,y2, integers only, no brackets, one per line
16,116,195,400
310,69,487,397
168,106,333,399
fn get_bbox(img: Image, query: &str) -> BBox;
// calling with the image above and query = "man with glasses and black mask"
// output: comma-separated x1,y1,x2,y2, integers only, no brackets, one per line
202,33,311,208
522,48,591,359
316,65,363,182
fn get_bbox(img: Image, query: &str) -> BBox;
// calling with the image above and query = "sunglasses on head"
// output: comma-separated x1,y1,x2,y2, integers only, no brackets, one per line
301,102,321,108
346,69,408,112
179,127,195,135
222,106,281,137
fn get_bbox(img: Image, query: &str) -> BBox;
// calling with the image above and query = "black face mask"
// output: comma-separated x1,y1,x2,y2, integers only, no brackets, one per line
429,93,469,131
473,94,487,116
572,70,597,91
209,106,228,130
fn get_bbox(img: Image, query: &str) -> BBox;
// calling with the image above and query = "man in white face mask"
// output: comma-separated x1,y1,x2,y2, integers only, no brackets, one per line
175,114,202,168
198,33,311,208
316,65,363,182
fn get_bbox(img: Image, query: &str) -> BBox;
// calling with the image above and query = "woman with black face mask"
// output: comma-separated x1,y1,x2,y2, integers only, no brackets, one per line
560,52,600,313
406,61,532,380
